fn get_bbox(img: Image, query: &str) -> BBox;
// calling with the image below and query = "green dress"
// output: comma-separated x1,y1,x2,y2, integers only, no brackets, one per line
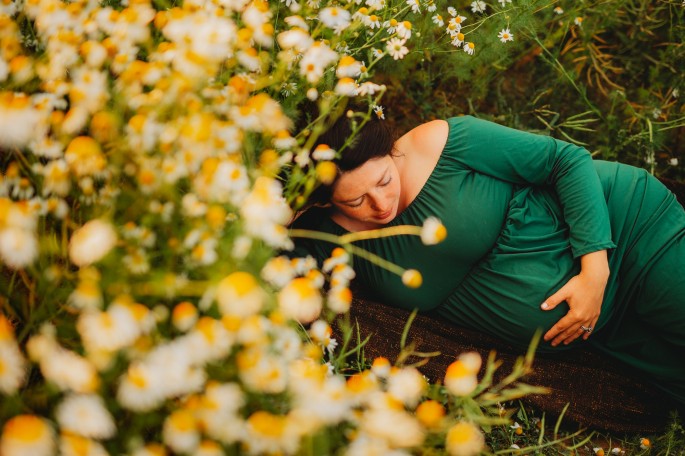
291,116,685,406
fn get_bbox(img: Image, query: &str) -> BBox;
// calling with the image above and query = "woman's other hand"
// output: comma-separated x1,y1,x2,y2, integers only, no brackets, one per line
541,250,610,346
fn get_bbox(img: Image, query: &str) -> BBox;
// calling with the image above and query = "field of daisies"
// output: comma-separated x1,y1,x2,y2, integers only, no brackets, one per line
1,0,683,454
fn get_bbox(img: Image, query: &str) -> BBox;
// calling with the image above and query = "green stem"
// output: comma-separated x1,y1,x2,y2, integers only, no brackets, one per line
288,228,411,276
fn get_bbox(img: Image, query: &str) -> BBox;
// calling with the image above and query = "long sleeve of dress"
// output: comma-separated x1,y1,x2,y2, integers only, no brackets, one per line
449,116,616,257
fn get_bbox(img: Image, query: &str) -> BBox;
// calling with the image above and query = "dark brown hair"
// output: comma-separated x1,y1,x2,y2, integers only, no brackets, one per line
306,108,396,206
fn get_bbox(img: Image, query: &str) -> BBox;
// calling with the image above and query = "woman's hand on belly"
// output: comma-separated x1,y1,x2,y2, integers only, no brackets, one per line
541,250,609,346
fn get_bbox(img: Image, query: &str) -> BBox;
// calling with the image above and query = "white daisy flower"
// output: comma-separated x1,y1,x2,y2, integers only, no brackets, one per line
0,330,26,395
0,227,38,269
68,219,117,267
554,6,564,14
498,0,511,6
447,6,457,16
373,105,385,120
319,6,351,30
361,408,425,448
446,421,484,456
464,41,476,55
387,367,426,407
278,277,323,324
386,37,409,60
451,32,465,47
406,0,421,13
59,434,109,456
432,14,444,27
216,271,265,318
498,28,514,43
55,394,116,439
471,0,487,13
0,415,55,456
420,216,447,244
162,410,200,454
335,77,358,96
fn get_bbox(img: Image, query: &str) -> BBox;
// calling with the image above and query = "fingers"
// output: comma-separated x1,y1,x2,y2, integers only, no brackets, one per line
540,286,568,311
544,316,598,346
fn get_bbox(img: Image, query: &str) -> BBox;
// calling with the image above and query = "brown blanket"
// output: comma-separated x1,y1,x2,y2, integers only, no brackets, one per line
336,177,684,433
341,297,673,433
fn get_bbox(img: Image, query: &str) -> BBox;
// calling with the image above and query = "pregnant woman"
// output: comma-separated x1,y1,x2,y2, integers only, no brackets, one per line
290,111,685,409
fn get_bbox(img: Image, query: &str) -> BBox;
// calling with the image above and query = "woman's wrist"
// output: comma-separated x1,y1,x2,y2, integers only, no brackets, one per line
579,250,610,283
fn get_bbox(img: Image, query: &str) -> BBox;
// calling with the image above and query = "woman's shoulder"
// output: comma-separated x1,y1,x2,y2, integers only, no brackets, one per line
397,119,450,156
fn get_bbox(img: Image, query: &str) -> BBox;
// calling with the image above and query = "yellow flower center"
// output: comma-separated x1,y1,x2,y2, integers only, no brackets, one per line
169,410,196,432
220,271,258,296
248,411,286,438
4,415,48,443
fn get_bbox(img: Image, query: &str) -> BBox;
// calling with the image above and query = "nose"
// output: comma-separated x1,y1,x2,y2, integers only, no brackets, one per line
368,191,391,213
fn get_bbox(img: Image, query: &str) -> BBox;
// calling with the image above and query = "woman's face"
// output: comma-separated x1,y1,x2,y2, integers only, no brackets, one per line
330,155,401,227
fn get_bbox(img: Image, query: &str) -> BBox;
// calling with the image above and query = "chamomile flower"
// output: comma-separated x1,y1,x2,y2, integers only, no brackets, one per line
396,21,413,39
244,411,300,455
327,285,353,313
172,302,199,332
0,227,38,269
373,104,385,119
448,6,458,16
386,37,409,60
574,16,584,27
498,28,514,43
319,6,351,31
416,400,445,428
447,15,467,34
407,0,421,13
367,14,381,29
402,269,422,288
498,0,511,6
336,55,363,78
0,316,26,395
447,32,463,47
278,277,323,324
162,409,200,454
68,219,117,267
299,41,339,83
446,421,484,456
387,367,426,407
335,77,358,96
444,352,481,396
55,394,116,439
420,217,447,245
432,14,444,27
361,408,425,448
0,415,55,456
464,41,476,55
553,6,563,14
59,434,109,456
216,271,265,318
76,303,141,353
471,0,487,13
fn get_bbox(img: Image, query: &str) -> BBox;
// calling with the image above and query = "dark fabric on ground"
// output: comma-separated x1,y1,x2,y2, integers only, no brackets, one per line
333,176,685,434
340,296,675,433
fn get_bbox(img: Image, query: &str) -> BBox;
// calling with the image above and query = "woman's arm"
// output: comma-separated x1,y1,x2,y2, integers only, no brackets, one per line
446,116,615,344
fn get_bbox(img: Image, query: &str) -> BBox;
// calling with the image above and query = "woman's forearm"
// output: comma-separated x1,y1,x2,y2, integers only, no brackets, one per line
579,250,610,283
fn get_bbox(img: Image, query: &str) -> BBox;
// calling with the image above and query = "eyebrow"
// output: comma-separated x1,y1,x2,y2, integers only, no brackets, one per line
338,167,389,204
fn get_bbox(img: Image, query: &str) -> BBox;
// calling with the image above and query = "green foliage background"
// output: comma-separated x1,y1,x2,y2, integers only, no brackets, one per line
378,0,684,181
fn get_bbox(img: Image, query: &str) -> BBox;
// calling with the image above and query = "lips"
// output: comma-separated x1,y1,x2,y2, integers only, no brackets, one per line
376,210,392,220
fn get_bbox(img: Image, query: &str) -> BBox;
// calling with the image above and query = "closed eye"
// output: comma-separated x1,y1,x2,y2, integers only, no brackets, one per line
347,197,364,208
